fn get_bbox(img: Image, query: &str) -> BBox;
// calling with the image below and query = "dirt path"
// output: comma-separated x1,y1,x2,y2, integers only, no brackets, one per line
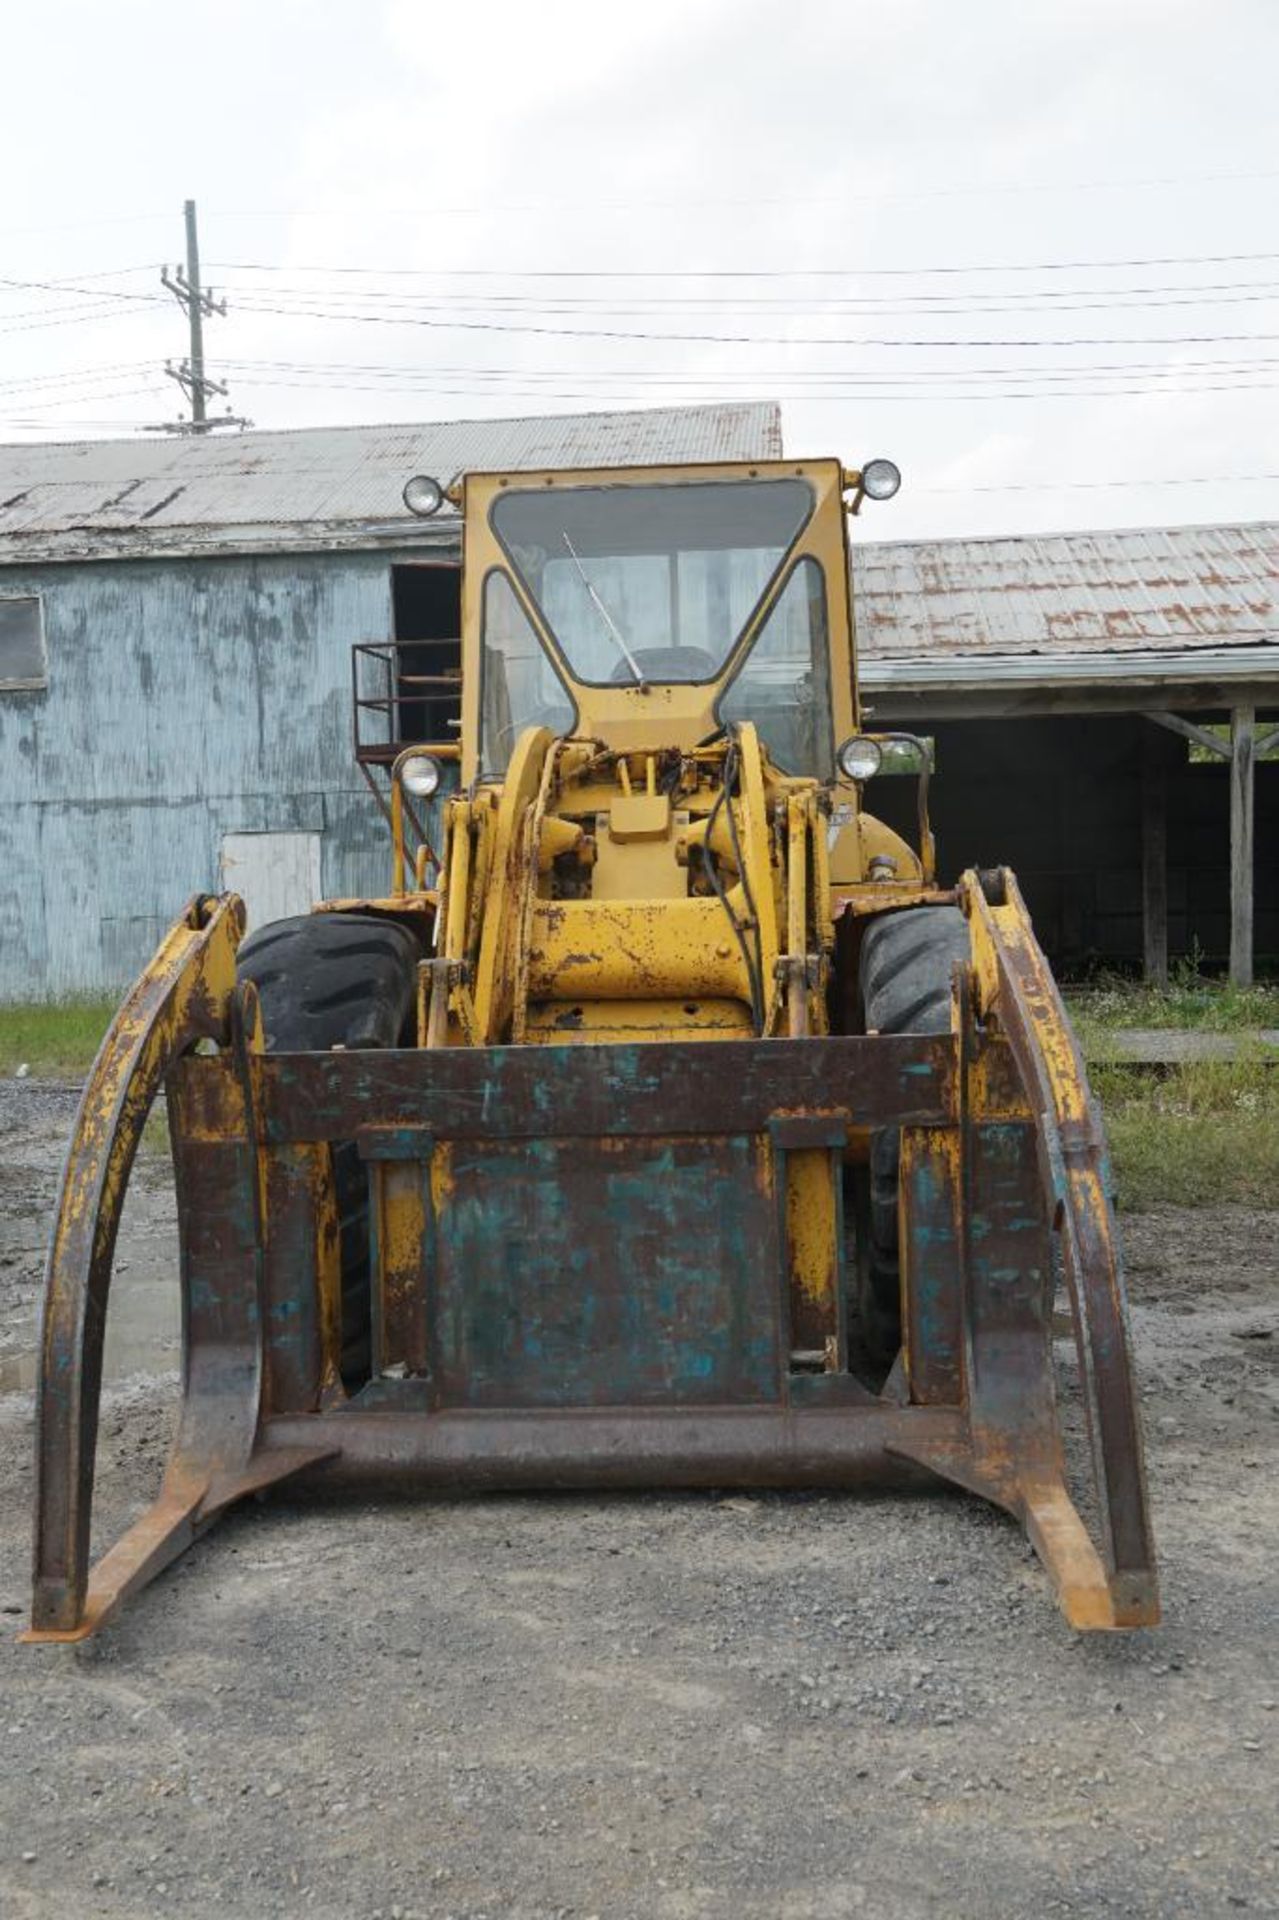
0,1084,1275,1919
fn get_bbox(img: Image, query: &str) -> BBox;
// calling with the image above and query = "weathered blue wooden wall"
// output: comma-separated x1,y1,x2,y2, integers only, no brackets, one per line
0,548,432,999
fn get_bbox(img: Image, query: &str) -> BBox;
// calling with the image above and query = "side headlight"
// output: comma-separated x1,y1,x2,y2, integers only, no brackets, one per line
837,735,883,783
859,458,901,501
402,474,444,517
400,753,442,799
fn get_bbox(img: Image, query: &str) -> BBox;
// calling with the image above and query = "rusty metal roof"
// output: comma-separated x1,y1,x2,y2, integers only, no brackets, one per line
0,403,782,565
853,521,1278,669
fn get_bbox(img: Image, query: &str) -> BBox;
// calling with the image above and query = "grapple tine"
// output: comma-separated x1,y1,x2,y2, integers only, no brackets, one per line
25,894,331,1643
898,869,1160,1630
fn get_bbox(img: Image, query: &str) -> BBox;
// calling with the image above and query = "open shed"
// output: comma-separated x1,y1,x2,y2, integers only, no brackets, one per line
853,522,1279,983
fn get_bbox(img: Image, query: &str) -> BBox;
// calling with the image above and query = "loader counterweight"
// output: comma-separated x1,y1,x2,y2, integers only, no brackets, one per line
27,454,1158,1641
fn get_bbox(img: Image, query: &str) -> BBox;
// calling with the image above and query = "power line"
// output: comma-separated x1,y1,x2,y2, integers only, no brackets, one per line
205,272,1279,302
0,275,166,305
214,350,1279,378
210,352,1279,391
917,472,1279,494
219,368,1279,403
13,363,1277,422
12,343,1275,413
0,363,157,398
0,382,171,418
212,284,1279,319
215,292,1279,350
211,248,1279,280
14,267,1279,317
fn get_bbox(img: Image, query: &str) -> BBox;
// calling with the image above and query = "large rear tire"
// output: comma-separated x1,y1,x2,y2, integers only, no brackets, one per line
858,906,970,1364
236,912,420,1386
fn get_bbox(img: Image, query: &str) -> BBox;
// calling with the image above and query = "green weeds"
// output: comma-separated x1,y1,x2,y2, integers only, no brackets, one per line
1092,1053,1279,1208
0,999,117,1079
1065,956,1279,1034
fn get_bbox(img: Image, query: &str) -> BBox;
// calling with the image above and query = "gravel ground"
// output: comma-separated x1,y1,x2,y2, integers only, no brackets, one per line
0,1079,1275,1920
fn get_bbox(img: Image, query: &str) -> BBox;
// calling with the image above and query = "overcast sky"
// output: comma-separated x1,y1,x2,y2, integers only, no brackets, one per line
2,0,1276,538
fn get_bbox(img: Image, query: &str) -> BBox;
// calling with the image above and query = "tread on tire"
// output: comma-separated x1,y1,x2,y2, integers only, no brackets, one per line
237,913,419,1387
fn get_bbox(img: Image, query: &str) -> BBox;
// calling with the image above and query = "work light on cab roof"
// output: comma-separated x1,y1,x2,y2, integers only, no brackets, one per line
402,473,445,517
859,458,902,501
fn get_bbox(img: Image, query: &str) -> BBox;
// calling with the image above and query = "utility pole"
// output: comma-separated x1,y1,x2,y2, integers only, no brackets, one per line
159,199,250,434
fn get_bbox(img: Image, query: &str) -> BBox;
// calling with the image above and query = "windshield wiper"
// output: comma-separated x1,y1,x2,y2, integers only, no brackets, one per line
560,531,646,688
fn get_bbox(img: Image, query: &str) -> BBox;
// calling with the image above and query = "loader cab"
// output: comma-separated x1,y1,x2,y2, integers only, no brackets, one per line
453,457,863,784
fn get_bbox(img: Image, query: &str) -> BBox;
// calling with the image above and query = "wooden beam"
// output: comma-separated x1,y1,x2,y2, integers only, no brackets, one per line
1141,725,1168,988
866,680,1279,726
1230,703,1256,989
1256,722,1279,758
1145,709,1231,759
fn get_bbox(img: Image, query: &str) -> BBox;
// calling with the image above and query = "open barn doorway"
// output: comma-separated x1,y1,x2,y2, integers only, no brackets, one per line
392,563,462,746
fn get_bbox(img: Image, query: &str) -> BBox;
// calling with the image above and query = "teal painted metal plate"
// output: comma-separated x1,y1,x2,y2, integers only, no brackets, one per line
432,1134,782,1408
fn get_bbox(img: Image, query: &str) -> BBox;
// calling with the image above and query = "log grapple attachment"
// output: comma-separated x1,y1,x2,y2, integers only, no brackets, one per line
25,454,1158,1640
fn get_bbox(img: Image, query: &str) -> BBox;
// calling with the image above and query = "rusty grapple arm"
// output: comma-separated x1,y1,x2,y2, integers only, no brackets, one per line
890,870,1159,1629
26,875,1157,1642
24,894,335,1643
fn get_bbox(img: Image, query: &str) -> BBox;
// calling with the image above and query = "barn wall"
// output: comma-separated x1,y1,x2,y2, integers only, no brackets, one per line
871,714,1279,972
0,549,423,999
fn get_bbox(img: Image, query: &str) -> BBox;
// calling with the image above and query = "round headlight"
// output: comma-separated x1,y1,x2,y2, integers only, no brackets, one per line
837,735,883,783
400,753,442,799
402,474,444,517
860,458,901,502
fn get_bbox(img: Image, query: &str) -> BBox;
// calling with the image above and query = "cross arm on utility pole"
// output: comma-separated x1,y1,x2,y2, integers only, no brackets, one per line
161,265,227,322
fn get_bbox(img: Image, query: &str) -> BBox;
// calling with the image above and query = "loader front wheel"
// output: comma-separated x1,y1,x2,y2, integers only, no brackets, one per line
237,912,420,1387
858,906,970,1366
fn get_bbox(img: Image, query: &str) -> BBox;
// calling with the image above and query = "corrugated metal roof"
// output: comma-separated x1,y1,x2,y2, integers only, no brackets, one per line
852,521,1278,665
0,403,782,565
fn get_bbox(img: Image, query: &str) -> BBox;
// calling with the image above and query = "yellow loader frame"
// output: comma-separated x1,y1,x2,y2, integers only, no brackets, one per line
24,457,1159,1641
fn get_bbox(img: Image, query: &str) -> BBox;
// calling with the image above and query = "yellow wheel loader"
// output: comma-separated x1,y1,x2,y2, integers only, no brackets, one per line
25,454,1159,1643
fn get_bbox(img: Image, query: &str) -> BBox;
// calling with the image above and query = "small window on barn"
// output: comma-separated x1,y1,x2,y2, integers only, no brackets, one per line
0,597,47,690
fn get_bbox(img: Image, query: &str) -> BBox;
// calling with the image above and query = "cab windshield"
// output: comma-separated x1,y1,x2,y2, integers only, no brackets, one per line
480,476,834,779
490,478,813,685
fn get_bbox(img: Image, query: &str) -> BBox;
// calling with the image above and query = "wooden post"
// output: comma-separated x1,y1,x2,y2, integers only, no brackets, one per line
1230,703,1255,988
1141,723,1168,987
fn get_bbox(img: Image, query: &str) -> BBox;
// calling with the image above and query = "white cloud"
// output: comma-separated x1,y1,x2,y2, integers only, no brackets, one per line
1,0,1275,537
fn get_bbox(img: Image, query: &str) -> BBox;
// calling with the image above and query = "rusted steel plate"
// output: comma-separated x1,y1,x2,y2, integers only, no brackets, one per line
432,1134,781,1408
962,1120,1054,1441
900,1127,964,1407
254,1035,955,1143
260,1402,968,1489
369,1158,431,1379
261,1143,337,1414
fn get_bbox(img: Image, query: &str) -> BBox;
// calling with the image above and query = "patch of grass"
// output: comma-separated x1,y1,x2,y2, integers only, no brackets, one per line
0,998,117,1079
1093,1055,1279,1208
1065,961,1279,1034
